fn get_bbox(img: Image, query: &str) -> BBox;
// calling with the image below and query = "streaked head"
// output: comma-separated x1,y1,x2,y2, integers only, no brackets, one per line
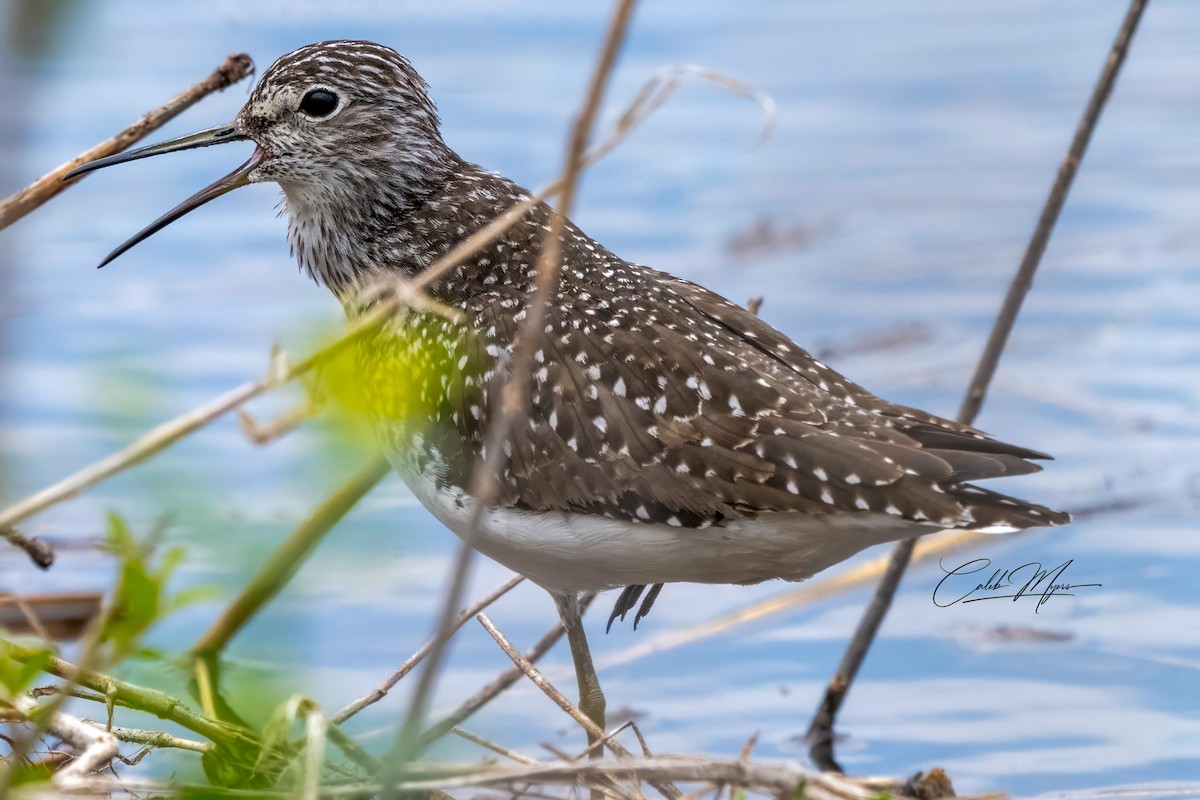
66,41,453,268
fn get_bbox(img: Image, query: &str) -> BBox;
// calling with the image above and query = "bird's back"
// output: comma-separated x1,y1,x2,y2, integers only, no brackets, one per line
348,160,1068,545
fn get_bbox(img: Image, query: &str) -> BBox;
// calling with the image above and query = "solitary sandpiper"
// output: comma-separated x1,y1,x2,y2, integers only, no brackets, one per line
67,40,1068,736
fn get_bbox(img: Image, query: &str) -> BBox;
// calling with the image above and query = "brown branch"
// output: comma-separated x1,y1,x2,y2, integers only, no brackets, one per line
0,53,254,230
476,613,607,741
0,347,295,533
451,727,540,765
7,757,953,800
238,402,320,446
807,0,1150,772
377,756,881,800
330,576,524,725
475,613,680,800
0,526,54,570
418,594,596,750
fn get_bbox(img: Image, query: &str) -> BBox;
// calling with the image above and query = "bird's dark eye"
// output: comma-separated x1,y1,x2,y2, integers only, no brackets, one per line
299,89,339,118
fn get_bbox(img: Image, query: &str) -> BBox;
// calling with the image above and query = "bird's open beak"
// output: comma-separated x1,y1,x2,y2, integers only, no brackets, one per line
64,123,262,268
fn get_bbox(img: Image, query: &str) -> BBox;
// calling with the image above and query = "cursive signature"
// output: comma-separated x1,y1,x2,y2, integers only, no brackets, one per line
932,558,1101,613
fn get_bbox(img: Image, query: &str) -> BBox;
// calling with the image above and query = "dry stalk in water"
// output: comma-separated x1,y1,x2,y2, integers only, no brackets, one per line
807,0,1151,771
331,576,524,725
419,594,597,749
476,612,682,800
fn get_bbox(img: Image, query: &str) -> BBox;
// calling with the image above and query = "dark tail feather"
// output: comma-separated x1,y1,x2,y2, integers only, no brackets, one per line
949,483,1071,531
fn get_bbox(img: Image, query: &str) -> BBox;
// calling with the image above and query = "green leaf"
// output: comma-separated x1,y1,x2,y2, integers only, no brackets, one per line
158,545,188,581
165,584,224,615
0,641,52,698
6,759,55,789
104,511,138,559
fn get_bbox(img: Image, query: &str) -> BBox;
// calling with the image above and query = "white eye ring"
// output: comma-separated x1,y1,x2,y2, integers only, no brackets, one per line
298,87,342,119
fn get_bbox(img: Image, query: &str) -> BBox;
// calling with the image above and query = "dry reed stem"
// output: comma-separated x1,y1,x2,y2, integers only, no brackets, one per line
0,53,254,230
392,0,640,761
476,613,608,742
419,593,596,749
364,756,882,799
302,705,327,800
807,0,1151,771
331,576,524,724
451,726,541,765
569,720,640,762
24,759,929,800
0,346,293,534
0,592,56,642
238,401,321,446
323,723,382,774
477,612,679,800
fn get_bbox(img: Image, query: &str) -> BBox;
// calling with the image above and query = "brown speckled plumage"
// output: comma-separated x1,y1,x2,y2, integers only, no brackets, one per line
78,40,1069,626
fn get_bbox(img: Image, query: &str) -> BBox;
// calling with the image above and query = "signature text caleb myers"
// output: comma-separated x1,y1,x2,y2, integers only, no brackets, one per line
933,558,1101,612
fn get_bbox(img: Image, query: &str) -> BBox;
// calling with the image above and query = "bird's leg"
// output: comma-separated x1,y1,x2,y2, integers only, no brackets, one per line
553,592,607,755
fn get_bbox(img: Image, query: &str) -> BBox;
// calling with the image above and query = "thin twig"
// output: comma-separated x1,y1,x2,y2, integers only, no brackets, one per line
80,721,212,754
2,641,254,750
0,526,54,570
0,53,254,230
419,595,596,749
325,724,382,775
238,401,321,446
451,727,540,765
366,756,878,800
190,454,392,656
806,0,1150,772
392,0,640,762
0,347,294,532
476,613,681,800
331,576,524,725
16,759,914,800
476,613,606,741
0,592,55,642
9,696,120,789
628,721,654,758
0,575,125,790
570,720,639,762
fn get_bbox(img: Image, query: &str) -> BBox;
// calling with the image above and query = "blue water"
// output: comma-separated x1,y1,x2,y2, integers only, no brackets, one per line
2,1,1199,795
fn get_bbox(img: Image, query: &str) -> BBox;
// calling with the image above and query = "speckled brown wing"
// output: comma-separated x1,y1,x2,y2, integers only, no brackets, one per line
473,238,1067,533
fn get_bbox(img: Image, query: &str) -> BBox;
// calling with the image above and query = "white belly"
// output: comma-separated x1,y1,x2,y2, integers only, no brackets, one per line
394,457,935,595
